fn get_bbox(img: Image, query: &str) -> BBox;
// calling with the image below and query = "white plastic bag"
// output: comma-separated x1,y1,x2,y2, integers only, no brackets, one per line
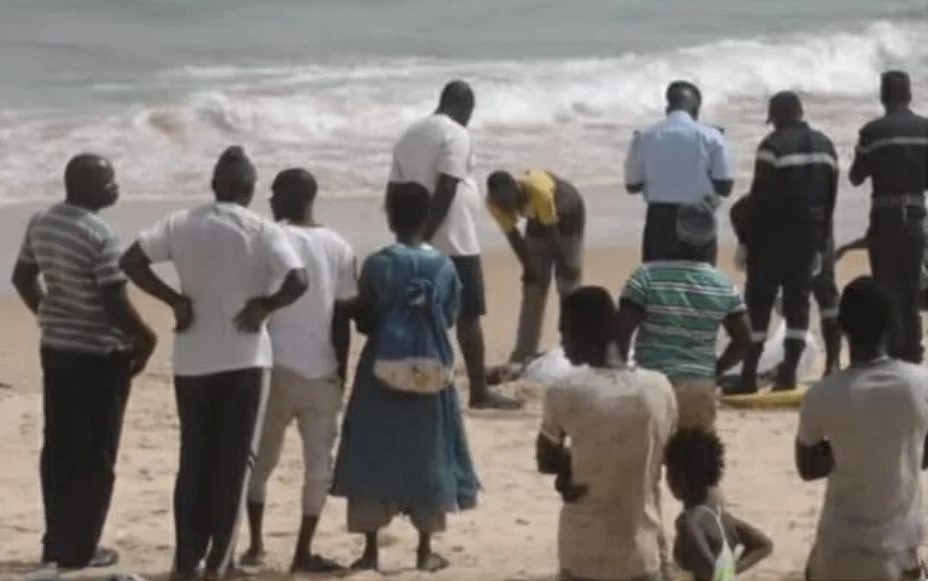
722,320,819,380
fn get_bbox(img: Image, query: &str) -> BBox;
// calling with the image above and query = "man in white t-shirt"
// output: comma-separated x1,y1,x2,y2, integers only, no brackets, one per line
389,79,521,410
240,168,357,573
537,286,677,581
797,276,928,581
120,147,308,581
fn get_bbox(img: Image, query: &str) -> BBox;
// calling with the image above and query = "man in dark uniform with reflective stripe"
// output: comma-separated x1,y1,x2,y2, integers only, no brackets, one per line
730,92,839,394
849,70,928,364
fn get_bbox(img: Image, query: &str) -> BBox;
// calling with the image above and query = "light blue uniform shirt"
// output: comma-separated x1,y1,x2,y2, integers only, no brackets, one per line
624,111,734,204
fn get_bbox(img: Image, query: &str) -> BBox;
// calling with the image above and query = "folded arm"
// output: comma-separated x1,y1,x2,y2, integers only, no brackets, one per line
733,516,773,574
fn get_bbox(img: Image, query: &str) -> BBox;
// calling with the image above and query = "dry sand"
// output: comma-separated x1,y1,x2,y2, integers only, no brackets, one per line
0,244,902,581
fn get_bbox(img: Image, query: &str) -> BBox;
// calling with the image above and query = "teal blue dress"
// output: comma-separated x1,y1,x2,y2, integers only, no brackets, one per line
331,242,480,522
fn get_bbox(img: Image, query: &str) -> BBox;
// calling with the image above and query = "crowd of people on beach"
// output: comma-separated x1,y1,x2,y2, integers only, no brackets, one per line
11,68,928,581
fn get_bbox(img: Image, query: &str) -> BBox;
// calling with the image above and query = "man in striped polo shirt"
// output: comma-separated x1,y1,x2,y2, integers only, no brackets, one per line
615,200,751,431
12,154,156,570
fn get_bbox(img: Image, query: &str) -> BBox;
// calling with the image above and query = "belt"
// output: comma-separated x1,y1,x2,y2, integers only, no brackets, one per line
872,195,924,209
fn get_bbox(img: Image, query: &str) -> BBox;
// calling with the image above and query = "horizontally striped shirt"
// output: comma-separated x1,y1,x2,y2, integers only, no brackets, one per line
17,202,129,354
621,261,745,379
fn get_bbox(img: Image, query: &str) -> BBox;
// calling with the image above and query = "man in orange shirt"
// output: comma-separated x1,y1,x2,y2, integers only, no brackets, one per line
486,169,585,363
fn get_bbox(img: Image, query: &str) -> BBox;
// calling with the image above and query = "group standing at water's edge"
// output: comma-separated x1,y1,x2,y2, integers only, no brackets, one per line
12,69,928,581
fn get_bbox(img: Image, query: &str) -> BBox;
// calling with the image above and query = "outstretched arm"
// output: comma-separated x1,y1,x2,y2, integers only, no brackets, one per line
835,236,867,262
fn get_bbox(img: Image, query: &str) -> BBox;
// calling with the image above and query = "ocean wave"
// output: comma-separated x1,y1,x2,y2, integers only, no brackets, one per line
0,19,924,202
136,19,927,139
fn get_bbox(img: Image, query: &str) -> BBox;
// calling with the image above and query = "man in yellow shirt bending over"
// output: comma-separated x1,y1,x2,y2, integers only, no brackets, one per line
486,169,585,363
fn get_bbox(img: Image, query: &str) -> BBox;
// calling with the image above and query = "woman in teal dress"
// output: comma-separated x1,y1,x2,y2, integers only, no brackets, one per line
331,182,480,573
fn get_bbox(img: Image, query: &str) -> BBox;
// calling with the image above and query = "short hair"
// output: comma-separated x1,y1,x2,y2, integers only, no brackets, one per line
664,428,725,491
438,79,475,110
838,276,895,345
271,168,317,222
665,80,702,106
881,70,912,104
386,182,430,235
64,153,107,199
559,286,616,344
213,145,257,198
486,170,518,196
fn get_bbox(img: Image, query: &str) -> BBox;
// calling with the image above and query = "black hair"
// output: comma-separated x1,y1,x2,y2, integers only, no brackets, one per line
271,168,317,222
559,286,617,344
838,275,895,346
881,70,912,105
665,428,725,494
486,170,519,197
64,153,108,201
438,79,475,111
665,80,702,108
386,182,430,236
213,145,257,200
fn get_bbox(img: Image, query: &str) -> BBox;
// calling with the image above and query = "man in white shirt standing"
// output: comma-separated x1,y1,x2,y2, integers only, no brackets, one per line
624,81,734,265
389,79,521,409
240,168,357,573
797,276,928,581
120,147,308,581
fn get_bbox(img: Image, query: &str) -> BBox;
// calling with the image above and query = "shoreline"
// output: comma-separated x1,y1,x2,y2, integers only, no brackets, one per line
0,240,875,581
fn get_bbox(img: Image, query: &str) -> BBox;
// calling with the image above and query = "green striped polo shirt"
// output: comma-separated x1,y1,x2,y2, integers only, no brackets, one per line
621,261,745,379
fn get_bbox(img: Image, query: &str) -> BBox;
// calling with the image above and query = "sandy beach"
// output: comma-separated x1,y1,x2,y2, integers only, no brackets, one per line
0,239,894,581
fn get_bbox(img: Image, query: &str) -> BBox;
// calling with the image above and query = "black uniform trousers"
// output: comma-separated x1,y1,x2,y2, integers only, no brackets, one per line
642,203,718,265
40,347,132,568
172,368,268,577
868,208,925,363
745,241,817,342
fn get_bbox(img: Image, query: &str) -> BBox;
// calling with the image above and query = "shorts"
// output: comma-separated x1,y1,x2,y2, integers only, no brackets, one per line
671,377,717,431
450,254,487,322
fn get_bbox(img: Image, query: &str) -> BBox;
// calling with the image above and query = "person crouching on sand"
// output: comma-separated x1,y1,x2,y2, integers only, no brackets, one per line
485,168,585,364
664,428,772,581
536,286,677,581
615,200,750,431
329,182,480,573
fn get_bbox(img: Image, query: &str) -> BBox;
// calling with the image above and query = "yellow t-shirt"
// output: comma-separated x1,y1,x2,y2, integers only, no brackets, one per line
488,169,559,233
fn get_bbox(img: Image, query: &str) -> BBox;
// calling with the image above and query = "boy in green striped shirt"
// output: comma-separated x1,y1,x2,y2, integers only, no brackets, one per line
616,201,751,430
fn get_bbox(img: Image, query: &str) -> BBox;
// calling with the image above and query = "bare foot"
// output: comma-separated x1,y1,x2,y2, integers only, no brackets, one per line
416,551,450,573
290,554,343,573
239,547,265,568
350,554,378,571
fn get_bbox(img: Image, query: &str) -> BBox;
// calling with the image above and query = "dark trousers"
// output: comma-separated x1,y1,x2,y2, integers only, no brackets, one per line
642,203,717,265
173,368,268,577
869,210,926,363
40,347,131,567
812,236,839,317
745,244,817,341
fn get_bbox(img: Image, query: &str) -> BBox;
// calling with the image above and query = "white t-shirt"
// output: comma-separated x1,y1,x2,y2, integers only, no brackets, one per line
137,202,303,376
389,113,480,256
267,225,357,381
798,358,928,554
540,366,677,581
